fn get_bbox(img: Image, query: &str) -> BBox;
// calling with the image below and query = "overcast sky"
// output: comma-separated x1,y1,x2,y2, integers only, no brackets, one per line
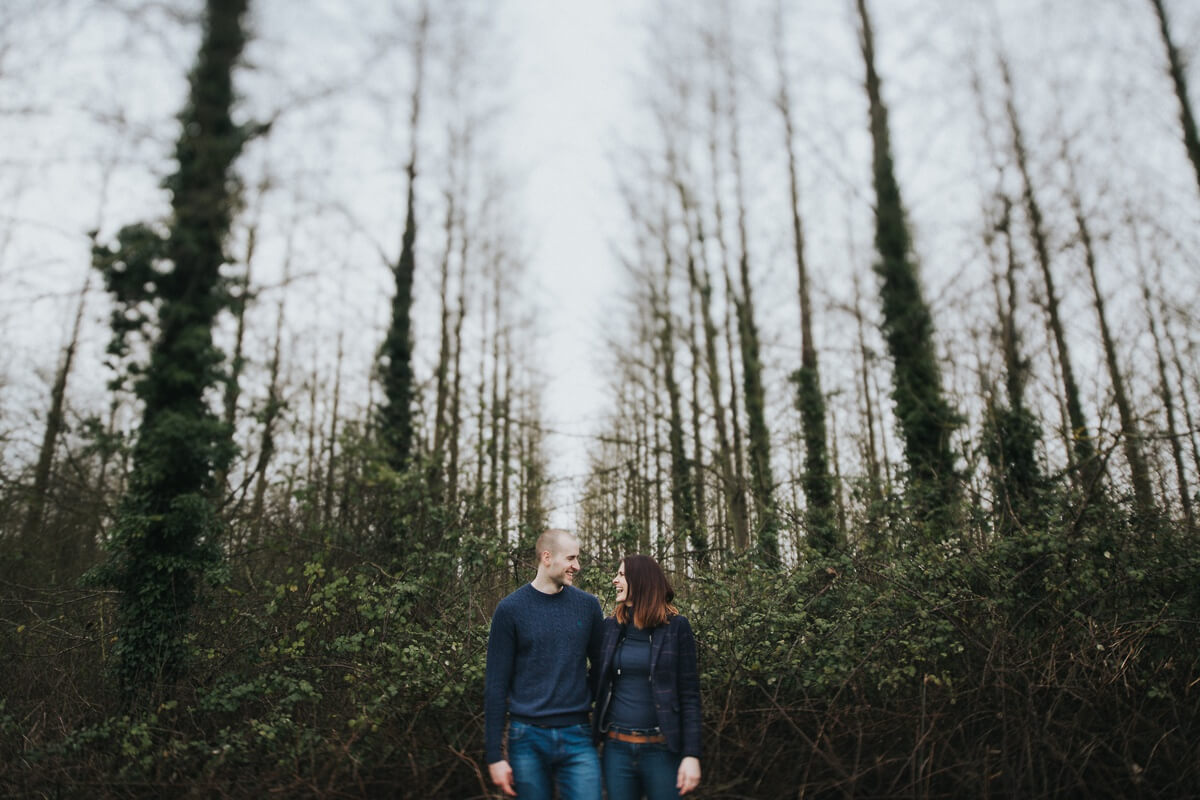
4,0,1200,533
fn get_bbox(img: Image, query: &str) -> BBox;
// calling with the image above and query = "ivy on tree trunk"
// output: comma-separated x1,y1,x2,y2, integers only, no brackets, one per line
90,0,250,695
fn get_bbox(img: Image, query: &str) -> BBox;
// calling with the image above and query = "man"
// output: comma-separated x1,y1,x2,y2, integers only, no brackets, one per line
485,529,604,799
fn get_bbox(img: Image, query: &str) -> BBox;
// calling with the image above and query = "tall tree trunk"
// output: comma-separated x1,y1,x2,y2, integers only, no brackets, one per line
775,22,836,552
303,353,318,521
652,320,667,561
655,219,698,571
981,195,1044,533
249,290,285,538
487,272,502,536
323,331,343,527
638,361,654,554
500,338,514,539
215,180,265,499
853,276,885,547
1149,0,1200,200
857,0,960,539
1165,320,1200,492
686,276,709,560
22,264,91,552
703,80,750,553
475,273,489,509
724,47,778,563
998,53,1098,492
671,171,712,562
378,6,429,475
1143,283,1193,529
1063,153,1156,520
447,217,469,513
94,0,250,692
430,174,457,501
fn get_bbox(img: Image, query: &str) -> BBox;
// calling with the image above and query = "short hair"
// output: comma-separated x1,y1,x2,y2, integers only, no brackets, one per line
535,529,576,561
615,554,678,629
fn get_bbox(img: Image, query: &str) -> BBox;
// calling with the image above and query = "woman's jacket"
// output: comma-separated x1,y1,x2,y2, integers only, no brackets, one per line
591,613,702,758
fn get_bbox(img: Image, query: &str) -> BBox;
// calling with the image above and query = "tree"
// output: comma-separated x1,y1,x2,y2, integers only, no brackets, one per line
90,0,251,693
774,6,837,553
982,195,1046,533
721,23,779,563
1062,144,1156,521
377,5,429,476
1149,0,1200,201
997,51,1099,497
856,0,960,538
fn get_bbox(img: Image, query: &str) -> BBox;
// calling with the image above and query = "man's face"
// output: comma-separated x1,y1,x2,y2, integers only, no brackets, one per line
543,537,581,588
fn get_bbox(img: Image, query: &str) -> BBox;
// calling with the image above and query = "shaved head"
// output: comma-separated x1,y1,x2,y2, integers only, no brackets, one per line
535,529,576,561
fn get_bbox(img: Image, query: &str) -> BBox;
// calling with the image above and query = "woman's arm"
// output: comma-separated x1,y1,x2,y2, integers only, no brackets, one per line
677,756,701,795
676,616,703,761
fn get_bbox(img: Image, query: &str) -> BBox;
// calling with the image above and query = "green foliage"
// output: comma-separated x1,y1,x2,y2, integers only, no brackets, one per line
789,364,839,553
860,0,962,540
88,0,251,695
6,511,1200,797
683,518,1200,796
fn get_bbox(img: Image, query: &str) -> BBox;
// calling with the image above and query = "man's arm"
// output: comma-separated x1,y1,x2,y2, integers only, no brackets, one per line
489,760,516,797
587,596,604,695
484,602,515,766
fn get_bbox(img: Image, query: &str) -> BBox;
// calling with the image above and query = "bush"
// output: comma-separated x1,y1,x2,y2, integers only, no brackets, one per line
3,517,1199,797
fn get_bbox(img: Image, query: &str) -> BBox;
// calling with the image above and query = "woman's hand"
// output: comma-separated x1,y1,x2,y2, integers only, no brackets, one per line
677,756,701,795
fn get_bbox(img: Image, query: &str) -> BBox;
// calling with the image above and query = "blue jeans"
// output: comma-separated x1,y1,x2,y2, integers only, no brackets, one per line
602,736,681,800
508,720,602,800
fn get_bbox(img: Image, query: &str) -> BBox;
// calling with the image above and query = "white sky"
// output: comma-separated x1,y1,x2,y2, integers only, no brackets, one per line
500,0,644,525
4,0,1200,535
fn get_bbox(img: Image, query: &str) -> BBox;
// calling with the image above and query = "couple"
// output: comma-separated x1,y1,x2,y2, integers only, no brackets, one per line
484,529,702,799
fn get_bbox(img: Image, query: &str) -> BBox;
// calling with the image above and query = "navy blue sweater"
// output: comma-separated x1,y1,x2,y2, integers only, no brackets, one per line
484,583,604,764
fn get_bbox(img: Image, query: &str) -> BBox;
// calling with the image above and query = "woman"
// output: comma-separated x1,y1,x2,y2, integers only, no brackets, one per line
593,555,702,799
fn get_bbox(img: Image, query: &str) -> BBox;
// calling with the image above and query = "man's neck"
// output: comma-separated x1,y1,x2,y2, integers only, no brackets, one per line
531,574,564,594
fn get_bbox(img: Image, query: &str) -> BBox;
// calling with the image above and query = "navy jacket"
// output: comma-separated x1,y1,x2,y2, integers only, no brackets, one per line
592,614,702,758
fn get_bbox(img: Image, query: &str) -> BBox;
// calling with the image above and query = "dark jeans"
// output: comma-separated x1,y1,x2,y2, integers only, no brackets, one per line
602,736,681,800
508,720,602,800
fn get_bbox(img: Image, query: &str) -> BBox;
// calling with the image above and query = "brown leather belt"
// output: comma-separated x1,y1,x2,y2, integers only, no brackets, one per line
607,729,666,744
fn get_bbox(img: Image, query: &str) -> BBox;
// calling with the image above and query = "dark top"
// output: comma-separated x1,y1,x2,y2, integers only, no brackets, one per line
593,614,702,757
484,583,604,764
607,625,657,730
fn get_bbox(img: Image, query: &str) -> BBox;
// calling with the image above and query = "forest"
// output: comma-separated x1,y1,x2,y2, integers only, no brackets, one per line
2,0,1199,797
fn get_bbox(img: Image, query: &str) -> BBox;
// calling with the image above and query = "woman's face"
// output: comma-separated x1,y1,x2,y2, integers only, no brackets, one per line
612,561,630,605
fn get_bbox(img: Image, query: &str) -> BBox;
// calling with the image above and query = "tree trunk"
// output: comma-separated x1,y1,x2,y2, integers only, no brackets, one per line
1143,283,1193,529
852,277,884,524
704,80,750,554
447,217,469,513
857,0,960,539
998,53,1097,492
95,0,251,692
323,331,343,527
1063,152,1156,520
249,290,285,538
378,6,429,475
1149,0,1200,200
430,172,457,501
725,46,779,563
670,173,713,562
654,216,698,572
775,25,837,552
981,195,1044,534
1165,319,1200,494
22,264,90,552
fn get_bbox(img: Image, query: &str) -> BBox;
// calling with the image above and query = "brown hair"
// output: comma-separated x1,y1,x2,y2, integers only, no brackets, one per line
615,554,678,629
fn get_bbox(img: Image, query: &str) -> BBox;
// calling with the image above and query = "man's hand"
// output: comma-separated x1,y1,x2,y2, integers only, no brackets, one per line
489,759,516,797
677,756,701,795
